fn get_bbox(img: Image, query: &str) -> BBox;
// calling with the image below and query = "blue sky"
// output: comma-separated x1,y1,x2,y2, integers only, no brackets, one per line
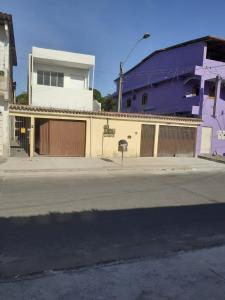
2,0,225,96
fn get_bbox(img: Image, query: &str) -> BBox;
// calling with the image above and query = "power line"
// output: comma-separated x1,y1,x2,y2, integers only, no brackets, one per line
15,53,225,79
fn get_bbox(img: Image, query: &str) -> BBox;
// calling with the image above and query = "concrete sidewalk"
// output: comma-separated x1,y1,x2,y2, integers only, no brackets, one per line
0,156,224,176
199,154,225,164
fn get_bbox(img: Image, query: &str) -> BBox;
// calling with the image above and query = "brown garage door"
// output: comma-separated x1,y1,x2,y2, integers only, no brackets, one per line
158,126,196,157
39,119,49,155
140,124,155,157
39,119,86,156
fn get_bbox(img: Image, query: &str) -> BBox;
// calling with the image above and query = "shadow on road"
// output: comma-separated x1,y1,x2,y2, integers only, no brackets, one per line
1,203,225,279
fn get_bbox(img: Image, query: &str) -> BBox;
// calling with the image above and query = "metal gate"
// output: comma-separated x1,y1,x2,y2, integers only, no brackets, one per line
10,116,30,157
158,126,196,157
140,124,155,157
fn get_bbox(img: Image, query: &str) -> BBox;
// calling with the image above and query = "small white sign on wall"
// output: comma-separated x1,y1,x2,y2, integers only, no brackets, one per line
217,130,225,140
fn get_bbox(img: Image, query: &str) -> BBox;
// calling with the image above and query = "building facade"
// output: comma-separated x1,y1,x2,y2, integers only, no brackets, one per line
0,12,17,157
28,47,95,111
9,104,201,158
116,36,225,156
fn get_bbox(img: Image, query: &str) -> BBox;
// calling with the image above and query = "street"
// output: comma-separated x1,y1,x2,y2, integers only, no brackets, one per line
1,170,225,280
2,1,225,298
1,245,225,300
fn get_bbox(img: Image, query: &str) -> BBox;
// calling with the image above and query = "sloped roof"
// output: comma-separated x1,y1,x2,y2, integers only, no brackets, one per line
9,104,202,124
0,12,17,66
116,35,225,80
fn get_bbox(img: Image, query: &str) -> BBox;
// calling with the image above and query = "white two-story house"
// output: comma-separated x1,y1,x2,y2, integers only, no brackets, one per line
28,47,95,111
0,12,17,157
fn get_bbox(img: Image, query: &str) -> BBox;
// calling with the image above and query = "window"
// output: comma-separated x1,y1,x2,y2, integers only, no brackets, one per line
192,85,199,96
37,70,64,87
209,85,215,99
126,99,131,108
37,71,44,85
51,72,57,86
58,73,64,87
44,71,50,86
185,85,200,98
142,93,148,106
133,94,136,100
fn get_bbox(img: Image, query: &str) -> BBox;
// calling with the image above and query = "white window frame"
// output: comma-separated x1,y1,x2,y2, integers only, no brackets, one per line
37,70,64,87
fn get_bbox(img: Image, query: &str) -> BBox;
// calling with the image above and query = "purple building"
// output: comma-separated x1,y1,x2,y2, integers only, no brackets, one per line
116,36,225,156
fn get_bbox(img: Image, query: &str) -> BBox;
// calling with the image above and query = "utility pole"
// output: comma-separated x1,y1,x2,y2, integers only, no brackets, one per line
117,33,150,113
118,62,123,112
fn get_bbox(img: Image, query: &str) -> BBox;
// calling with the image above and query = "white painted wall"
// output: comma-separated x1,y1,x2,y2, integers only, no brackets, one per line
0,23,10,157
0,114,3,156
30,47,95,111
32,47,95,68
0,25,9,71
0,26,6,71
0,24,9,100
93,100,101,112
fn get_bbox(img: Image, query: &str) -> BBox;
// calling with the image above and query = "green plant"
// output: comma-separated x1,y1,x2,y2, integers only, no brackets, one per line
16,92,28,105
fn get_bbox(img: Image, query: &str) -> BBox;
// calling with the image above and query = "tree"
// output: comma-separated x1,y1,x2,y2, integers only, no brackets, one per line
16,92,28,105
103,94,116,112
93,89,102,102
93,88,105,108
93,89,116,111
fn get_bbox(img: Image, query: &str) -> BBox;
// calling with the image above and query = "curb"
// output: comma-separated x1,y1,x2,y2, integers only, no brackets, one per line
198,155,225,165
3,167,109,174
0,166,223,177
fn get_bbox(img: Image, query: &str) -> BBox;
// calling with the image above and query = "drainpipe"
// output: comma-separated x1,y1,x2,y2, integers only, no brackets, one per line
213,76,222,118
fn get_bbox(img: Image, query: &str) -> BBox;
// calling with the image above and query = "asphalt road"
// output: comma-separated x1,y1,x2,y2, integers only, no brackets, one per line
1,171,225,279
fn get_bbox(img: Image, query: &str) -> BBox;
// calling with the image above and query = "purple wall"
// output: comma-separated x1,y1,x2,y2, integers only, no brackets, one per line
196,82,225,156
117,40,225,156
121,42,205,93
121,79,200,114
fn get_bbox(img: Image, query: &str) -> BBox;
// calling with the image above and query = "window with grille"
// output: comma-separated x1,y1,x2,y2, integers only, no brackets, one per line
37,70,64,87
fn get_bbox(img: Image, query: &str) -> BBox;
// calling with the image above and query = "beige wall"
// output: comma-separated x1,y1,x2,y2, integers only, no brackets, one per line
89,118,141,158
88,118,199,158
9,110,201,158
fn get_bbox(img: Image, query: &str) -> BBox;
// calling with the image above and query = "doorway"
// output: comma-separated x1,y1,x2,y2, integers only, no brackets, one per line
200,127,212,154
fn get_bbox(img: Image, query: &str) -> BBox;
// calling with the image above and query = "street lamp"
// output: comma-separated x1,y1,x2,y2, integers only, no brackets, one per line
117,33,150,112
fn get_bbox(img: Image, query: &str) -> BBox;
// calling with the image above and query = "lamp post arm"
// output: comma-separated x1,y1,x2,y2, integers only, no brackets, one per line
117,33,150,112
118,38,142,112
121,38,143,68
